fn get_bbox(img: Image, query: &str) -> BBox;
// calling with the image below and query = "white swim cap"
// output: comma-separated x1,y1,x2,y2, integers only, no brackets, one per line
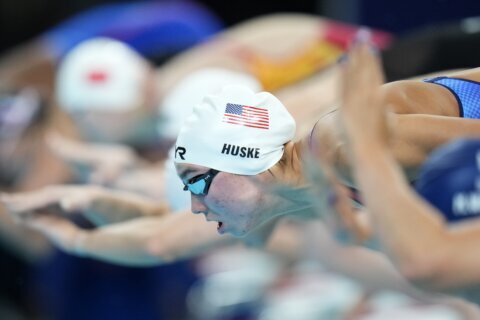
158,68,261,140
174,85,296,175
165,146,191,211
56,37,150,113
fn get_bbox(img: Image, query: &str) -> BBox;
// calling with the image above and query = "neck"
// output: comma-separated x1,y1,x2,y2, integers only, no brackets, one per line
244,191,318,248
272,189,318,219
260,141,320,221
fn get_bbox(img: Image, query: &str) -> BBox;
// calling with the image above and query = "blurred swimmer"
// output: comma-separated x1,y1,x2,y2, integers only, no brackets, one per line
337,39,480,300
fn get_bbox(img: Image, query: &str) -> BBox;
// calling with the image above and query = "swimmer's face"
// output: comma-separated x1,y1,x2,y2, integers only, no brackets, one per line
176,163,274,237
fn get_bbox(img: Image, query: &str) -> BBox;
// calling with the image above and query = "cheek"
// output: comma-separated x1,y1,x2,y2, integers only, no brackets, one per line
206,177,264,222
210,176,249,202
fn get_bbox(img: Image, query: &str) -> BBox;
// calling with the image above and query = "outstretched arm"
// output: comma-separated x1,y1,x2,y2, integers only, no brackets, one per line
23,209,235,266
389,114,480,169
308,64,480,178
339,39,480,295
1,185,168,226
378,67,480,168
46,132,141,184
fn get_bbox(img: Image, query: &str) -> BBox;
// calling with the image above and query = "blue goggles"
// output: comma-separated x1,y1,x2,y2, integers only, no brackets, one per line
183,169,220,196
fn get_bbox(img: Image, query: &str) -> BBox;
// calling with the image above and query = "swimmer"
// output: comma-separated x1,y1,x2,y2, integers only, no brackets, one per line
3,32,480,262
337,38,480,300
3,30,480,304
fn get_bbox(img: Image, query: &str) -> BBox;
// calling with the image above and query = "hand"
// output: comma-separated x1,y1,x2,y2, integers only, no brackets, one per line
0,185,104,221
47,132,138,185
338,32,391,149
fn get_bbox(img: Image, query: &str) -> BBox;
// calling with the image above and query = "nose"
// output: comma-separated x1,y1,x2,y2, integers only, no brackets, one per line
191,194,208,214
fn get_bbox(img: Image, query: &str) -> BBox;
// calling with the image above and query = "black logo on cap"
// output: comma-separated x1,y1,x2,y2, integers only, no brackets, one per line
175,146,186,160
221,143,259,158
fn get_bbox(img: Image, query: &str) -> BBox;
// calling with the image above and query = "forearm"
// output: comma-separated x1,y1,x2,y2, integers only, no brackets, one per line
391,114,480,168
429,223,480,290
86,188,168,226
76,217,165,266
330,112,480,178
304,221,430,296
351,142,448,277
334,246,480,311
77,212,235,267
330,245,431,298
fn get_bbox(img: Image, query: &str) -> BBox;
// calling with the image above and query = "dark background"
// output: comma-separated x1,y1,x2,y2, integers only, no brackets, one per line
1,0,480,55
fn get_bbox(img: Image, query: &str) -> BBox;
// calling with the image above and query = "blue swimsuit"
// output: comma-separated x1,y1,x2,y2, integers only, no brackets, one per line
424,76,480,119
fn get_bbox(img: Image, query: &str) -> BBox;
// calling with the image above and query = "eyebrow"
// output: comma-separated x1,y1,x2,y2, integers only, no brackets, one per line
179,168,197,180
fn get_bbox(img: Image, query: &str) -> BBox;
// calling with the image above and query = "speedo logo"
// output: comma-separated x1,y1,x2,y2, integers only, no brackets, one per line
221,143,260,158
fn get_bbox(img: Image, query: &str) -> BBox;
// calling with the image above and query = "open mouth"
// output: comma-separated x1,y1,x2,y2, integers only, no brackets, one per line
217,221,224,234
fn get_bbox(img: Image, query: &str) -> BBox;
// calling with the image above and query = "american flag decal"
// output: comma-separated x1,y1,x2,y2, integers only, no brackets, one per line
222,103,269,130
